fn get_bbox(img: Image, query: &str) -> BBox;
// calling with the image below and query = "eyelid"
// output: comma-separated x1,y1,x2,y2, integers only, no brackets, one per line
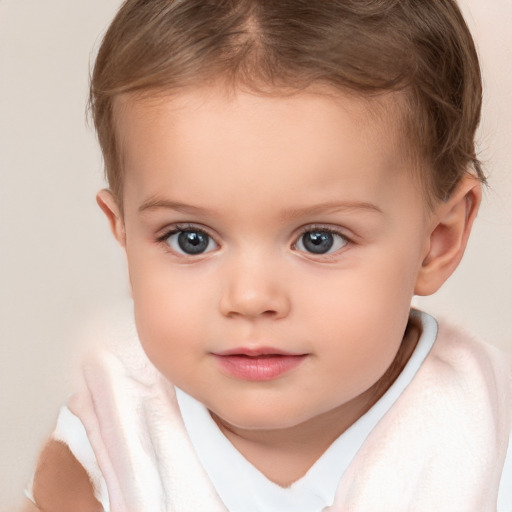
295,224,352,241
156,222,216,240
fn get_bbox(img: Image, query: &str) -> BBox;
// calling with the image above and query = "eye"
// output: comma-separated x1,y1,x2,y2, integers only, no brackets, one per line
164,228,218,255
295,229,348,255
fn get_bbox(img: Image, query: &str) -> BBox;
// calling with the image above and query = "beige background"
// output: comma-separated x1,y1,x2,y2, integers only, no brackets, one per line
0,0,510,510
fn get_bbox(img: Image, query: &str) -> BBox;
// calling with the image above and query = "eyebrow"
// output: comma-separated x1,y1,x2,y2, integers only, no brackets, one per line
138,197,383,218
279,201,383,221
139,198,212,215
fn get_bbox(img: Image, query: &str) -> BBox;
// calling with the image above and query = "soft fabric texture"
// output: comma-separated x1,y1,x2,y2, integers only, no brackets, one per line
30,311,512,511
329,323,511,511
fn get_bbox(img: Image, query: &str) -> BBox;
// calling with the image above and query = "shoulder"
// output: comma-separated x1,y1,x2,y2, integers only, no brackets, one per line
429,319,512,383
30,438,103,512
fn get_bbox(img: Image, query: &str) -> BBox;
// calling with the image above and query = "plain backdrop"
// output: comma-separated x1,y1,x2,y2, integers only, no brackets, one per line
0,1,510,510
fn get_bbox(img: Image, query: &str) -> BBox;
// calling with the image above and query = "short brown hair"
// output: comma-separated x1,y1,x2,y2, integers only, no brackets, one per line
89,0,484,206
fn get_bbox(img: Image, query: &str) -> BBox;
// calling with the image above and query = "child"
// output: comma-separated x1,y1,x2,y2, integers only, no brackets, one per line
24,0,511,510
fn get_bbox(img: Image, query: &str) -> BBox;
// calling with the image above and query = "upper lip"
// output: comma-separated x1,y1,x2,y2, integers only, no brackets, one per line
212,346,306,357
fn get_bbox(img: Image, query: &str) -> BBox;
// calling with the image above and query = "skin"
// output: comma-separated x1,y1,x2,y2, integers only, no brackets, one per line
28,85,481,509
25,440,102,511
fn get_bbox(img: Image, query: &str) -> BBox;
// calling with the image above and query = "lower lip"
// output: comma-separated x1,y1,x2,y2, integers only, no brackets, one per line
213,354,307,381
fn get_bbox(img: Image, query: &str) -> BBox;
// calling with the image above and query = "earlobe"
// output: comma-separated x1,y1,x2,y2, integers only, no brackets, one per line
96,189,126,247
414,175,482,296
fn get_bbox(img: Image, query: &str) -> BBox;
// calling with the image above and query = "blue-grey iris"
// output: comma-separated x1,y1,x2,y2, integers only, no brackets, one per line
177,231,209,254
301,231,334,254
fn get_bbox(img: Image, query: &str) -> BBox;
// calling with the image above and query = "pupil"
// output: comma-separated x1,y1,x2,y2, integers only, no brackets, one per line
303,231,334,254
178,231,208,254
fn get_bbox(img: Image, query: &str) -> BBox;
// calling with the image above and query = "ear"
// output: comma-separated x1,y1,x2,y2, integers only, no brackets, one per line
414,175,482,296
96,189,126,247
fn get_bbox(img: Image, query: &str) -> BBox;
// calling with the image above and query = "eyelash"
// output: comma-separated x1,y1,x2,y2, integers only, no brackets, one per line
296,225,348,240
156,223,209,241
155,223,352,257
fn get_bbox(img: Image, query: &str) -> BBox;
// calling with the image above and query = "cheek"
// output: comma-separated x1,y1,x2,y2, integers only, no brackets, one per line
127,251,217,360
131,284,210,386
294,253,418,392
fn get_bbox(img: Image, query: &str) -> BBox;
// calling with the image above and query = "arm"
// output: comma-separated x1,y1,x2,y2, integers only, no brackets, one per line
27,439,103,512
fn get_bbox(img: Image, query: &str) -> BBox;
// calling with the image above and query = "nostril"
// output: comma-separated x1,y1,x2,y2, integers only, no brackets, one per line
225,308,277,319
219,289,290,320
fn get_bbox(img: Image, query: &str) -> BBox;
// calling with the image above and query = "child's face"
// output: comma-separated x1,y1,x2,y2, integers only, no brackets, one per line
108,86,434,431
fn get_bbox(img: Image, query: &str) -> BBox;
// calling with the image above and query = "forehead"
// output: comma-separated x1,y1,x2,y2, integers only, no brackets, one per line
114,84,407,152
114,86,422,216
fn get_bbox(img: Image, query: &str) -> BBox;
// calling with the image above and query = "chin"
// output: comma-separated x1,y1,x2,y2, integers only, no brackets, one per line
211,402,311,432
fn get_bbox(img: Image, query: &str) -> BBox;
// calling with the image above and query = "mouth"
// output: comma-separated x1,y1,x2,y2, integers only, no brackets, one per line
211,347,308,381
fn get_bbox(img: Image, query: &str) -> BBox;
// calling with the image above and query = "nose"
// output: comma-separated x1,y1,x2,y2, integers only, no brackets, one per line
218,254,291,320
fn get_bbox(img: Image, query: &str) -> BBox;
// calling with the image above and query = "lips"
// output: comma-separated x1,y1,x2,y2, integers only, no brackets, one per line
212,347,307,381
